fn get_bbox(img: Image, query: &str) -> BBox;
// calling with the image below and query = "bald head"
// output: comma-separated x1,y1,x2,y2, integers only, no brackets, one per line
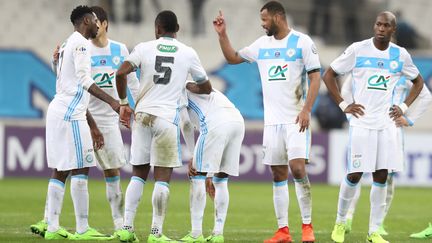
377,11,397,27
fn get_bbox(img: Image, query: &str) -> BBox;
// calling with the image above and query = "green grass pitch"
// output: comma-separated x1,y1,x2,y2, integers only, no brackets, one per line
0,178,430,242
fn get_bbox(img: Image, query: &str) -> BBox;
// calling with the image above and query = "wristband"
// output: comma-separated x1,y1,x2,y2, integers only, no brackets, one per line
338,101,349,111
119,98,129,106
399,103,408,114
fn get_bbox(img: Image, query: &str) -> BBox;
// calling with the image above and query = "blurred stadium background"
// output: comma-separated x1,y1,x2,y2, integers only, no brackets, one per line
0,0,432,242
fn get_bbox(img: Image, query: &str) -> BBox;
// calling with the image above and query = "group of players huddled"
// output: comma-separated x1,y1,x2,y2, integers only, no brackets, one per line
29,1,432,243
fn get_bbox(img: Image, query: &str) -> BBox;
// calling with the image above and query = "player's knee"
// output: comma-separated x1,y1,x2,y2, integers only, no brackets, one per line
346,172,362,184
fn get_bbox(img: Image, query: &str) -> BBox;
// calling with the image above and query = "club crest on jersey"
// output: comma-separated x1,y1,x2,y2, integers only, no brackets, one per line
112,56,121,66
367,74,390,91
93,72,115,88
390,60,399,70
286,48,296,58
268,64,288,81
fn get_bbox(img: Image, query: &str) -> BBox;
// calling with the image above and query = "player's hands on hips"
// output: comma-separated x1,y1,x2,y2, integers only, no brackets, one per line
213,10,226,35
205,177,215,200
90,126,104,150
53,45,60,64
389,104,403,120
395,116,409,127
188,159,198,177
345,103,365,118
295,109,310,132
119,105,133,129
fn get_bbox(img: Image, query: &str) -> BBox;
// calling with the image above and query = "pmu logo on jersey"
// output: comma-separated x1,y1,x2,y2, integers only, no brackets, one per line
93,72,114,88
268,64,288,81
157,44,178,53
367,74,390,91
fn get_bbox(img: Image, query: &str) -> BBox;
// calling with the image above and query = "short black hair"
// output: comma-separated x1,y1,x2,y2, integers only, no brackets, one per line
90,6,108,31
155,10,179,33
70,5,94,26
260,1,286,17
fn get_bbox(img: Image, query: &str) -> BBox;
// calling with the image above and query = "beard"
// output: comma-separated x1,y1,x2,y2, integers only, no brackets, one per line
90,27,99,39
266,22,278,36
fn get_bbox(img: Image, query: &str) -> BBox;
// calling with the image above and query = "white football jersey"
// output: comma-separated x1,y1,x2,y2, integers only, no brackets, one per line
342,76,431,124
331,38,420,129
49,31,94,121
127,37,208,124
238,29,321,125
88,39,140,126
186,88,244,132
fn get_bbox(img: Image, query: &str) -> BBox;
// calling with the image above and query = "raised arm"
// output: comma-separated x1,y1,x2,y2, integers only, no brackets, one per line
213,10,244,64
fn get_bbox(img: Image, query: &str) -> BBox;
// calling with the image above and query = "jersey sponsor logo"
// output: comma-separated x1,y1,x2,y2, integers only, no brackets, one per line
93,72,115,88
75,46,87,53
268,64,288,81
367,74,390,91
157,44,178,53
100,59,107,65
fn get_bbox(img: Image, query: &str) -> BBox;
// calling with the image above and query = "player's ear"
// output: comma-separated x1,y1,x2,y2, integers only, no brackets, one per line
175,24,180,33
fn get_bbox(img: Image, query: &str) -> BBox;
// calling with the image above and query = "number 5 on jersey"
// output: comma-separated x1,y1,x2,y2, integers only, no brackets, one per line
153,56,174,85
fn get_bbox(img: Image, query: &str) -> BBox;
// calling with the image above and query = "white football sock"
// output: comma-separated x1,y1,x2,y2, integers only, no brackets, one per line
46,179,65,232
123,176,145,229
383,173,395,221
273,180,288,228
369,182,387,234
71,175,89,234
190,176,206,237
105,176,124,230
43,186,49,222
151,181,170,237
213,177,229,235
336,177,359,224
346,183,361,220
294,176,312,224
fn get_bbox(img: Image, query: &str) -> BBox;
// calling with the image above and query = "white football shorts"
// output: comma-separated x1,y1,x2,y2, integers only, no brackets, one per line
130,112,182,167
193,121,245,176
262,124,311,165
46,114,96,171
94,124,127,170
347,125,401,173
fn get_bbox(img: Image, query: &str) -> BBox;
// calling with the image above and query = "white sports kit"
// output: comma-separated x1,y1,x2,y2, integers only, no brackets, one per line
238,30,321,164
127,37,208,167
88,39,139,170
185,89,245,176
46,31,96,171
332,38,420,173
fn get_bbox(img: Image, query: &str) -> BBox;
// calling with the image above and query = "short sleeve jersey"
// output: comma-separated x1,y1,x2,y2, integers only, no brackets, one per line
88,39,138,126
238,29,321,125
331,38,420,129
49,31,94,121
127,37,208,124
